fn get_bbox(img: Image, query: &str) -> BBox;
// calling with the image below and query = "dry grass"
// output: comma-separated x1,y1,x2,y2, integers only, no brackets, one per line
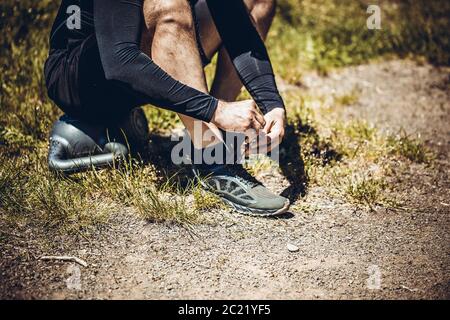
0,153,201,234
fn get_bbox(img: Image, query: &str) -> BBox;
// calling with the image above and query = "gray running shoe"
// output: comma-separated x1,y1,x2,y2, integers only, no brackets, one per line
192,164,290,216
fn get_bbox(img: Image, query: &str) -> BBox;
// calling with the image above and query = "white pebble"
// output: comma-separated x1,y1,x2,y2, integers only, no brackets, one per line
287,243,299,252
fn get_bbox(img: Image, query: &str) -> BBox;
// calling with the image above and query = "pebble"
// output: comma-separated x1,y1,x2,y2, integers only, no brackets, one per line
287,243,299,252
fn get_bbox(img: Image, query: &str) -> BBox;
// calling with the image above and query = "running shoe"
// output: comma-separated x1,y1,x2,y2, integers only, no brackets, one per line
192,164,290,216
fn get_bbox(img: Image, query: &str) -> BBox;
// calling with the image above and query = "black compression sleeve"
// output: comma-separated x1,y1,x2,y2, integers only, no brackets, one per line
93,0,218,122
205,0,285,114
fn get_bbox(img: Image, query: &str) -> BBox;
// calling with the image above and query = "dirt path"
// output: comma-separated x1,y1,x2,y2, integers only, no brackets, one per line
1,59,449,299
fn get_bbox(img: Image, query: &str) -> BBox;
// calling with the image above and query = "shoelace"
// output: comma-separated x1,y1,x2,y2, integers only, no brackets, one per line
227,165,260,188
194,164,260,189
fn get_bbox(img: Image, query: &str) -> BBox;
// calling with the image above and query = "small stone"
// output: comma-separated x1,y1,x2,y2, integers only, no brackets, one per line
287,243,299,252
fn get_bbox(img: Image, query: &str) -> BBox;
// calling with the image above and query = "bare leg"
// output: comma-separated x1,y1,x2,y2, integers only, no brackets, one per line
140,0,276,149
173,0,277,149
141,0,222,148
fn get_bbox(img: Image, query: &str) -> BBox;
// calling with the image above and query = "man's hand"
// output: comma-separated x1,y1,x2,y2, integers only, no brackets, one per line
211,100,266,133
244,108,286,155
264,108,286,150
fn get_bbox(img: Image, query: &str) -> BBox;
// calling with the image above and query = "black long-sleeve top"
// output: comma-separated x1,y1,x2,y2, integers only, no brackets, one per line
45,0,285,122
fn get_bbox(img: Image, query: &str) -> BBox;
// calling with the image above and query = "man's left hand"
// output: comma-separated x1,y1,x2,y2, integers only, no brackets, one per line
246,108,286,154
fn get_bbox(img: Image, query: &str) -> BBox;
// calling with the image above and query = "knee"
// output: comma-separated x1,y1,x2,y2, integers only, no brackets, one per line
249,0,277,21
151,0,194,32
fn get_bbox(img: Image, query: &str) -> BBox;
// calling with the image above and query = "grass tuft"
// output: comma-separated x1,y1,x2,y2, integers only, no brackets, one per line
193,185,225,212
387,131,432,163
333,88,362,107
344,174,388,210
0,155,113,233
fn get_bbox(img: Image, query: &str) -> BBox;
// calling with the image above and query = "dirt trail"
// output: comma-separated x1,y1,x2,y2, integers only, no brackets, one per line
1,59,449,299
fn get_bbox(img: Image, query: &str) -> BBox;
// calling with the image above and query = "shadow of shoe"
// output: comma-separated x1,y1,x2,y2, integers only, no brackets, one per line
270,211,295,220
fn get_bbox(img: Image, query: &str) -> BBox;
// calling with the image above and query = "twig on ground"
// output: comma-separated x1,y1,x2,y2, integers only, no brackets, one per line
39,255,88,267
400,285,418,292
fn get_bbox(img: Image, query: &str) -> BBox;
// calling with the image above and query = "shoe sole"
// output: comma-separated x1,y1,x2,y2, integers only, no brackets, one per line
221,198,291,217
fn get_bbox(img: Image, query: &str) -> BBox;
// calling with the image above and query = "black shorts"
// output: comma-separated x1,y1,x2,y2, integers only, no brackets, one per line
45,35,142,124
44,3,209,124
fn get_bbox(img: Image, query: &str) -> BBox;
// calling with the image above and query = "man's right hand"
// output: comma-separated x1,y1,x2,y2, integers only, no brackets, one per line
211,100,266,133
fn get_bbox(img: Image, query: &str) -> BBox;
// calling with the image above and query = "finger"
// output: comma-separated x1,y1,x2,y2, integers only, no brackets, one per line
250,117,263,131
266,128,283,151
263,119,274,134
254,110,266,128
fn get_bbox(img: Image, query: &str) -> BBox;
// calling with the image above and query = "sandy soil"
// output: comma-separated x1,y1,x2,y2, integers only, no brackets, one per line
1,59,449,299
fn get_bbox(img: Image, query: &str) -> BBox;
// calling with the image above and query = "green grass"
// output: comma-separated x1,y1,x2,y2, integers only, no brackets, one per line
270,0,450,81
0,0,444,232
0,154,114,234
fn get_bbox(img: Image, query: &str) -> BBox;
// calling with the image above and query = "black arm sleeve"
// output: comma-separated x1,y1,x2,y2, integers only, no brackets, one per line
205,0,285,114
93,0,218,122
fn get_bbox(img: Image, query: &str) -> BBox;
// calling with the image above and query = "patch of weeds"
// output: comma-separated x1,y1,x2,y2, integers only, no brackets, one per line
344,174,388,211
338,120,378,144
272,0,450,83
86,160,200,225
330,120,381,160
295,117,342,166
387,131,433,163
341,171,403,212
333,87,362,107
281,94,342,189
30,173,113,233
327,161,399,211
143,106,180,134
0,156,26,212
0,155,114,234
134,186,195,224
330,121,433,165
0,125,37,149
244,154,279,177
1,152,201,234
